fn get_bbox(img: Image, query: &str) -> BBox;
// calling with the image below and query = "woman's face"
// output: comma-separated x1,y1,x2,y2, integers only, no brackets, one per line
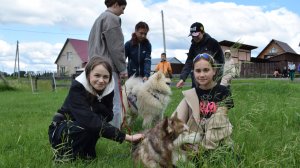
193,59,216,88
135,28,148,42
113,3,126,16
89,64,110,91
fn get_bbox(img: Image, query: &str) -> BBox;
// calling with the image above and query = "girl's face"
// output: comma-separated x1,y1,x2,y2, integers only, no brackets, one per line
193,59,216,89
135,28,148,42
89,64,110,91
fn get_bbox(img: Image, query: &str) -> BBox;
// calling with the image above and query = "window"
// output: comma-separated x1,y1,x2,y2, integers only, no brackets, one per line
60,66,65,75
67,52,73,61
269,47,277,54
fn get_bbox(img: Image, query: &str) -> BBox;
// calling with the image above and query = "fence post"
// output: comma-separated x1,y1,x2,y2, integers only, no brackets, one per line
52,74,57,92
34,76,38,91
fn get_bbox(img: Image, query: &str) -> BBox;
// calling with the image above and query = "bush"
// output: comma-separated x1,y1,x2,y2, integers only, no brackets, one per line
0,83,15,91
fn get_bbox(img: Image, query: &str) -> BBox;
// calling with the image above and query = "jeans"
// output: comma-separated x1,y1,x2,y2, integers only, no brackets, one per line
289,70,295,81
109,72,122,129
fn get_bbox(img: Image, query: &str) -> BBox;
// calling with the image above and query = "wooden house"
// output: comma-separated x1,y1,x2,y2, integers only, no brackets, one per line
241,39,300,77
55,38,88,76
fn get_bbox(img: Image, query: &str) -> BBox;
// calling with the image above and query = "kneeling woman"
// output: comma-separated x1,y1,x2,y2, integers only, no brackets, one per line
48,57,143,161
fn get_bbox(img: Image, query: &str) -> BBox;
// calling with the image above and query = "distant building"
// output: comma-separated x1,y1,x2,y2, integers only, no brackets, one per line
55,38,88,77
151,57,184,74
219,40,257,76
256,39,300,63
219,40,257,63
240,39,300,77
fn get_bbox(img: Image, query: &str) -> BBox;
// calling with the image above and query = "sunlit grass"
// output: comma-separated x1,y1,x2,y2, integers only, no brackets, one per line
0,78,300,167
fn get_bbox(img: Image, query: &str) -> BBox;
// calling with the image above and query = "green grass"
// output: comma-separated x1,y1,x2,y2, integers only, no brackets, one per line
0,78,300,167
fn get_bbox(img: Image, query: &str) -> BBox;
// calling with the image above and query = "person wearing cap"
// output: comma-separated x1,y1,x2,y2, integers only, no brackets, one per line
176,22,224,88
221,49,236,88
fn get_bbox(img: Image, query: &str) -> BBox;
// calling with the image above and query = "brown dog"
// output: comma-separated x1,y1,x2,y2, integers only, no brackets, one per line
132,113,188,168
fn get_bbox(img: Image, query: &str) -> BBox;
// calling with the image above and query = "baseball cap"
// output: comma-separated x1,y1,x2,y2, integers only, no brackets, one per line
189,22,204,37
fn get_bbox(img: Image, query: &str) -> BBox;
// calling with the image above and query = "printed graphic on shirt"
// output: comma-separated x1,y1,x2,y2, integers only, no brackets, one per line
199,94,218,118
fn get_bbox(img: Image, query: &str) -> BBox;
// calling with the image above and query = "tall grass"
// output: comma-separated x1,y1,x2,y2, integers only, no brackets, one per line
0,78,299,167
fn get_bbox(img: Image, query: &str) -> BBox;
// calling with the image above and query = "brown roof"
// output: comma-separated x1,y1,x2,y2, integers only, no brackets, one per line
219,40,257,50
272,39,296,53
256,39,297,59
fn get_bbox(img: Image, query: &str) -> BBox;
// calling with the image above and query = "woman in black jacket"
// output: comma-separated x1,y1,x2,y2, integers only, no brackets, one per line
48,57,143,161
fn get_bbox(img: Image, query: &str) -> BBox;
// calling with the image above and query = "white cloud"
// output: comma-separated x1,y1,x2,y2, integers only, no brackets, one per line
0,40,63,73
0,0,102,28
0,0,300,74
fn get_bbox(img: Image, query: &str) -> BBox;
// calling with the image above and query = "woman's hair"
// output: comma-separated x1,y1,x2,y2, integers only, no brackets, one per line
85,57,113,83
193,53,216,68
135,21,149,32
105,0,127,7
130,21,149,45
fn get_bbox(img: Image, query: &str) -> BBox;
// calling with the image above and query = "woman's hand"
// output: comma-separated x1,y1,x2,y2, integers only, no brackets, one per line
125,133,144,142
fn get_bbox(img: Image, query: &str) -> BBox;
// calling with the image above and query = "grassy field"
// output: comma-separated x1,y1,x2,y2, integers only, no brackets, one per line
0,78,300,167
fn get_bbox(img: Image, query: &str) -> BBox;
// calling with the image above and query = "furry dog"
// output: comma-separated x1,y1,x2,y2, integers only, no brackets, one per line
133,113,189,168
122,71,172,128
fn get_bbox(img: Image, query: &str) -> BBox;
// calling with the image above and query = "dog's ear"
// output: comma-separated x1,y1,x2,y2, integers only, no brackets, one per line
162,117,169,129
156,71,162,80
171,112,178,119
166,118,175,134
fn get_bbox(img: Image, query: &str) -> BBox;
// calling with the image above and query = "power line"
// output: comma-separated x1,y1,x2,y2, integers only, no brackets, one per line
0,27,88,36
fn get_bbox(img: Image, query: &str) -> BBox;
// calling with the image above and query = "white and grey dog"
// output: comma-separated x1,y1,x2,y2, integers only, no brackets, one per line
122,71,172,128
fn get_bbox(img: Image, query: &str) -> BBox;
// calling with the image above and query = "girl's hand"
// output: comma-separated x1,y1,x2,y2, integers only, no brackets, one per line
125,133,144,142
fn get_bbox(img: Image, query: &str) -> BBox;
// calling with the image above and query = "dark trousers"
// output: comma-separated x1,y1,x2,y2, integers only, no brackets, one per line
48,121,99,160
289,70,295,81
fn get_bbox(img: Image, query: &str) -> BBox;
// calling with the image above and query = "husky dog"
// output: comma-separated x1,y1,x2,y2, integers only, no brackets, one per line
133,113,189,168
122,71,172,128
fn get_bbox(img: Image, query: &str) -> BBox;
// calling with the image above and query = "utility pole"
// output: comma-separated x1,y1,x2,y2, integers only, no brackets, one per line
14,40,20,80
161,10,166,54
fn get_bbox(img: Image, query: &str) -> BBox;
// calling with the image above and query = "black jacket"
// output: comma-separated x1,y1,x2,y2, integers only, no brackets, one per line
125,39,152,78
180,33,224,81
57,73,125,143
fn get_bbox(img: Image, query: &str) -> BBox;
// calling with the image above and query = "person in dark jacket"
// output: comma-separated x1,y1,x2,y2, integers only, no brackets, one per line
176,22,224,88
125,21,152,81
48,57,143,161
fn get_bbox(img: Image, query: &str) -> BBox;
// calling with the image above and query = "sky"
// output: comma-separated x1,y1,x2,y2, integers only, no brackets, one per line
0,0,300,74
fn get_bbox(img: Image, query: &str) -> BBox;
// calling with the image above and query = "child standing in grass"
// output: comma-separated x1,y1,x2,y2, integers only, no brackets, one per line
172,53,234,165
48,57,143,161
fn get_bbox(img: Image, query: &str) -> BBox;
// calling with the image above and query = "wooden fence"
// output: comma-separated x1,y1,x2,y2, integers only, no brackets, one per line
240,62,285,78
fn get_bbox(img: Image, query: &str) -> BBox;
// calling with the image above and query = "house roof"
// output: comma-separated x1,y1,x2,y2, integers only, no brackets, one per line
257,39,297,59
55,38,88,64
272,39,296,53
151,57,183,65
219,40,257,50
